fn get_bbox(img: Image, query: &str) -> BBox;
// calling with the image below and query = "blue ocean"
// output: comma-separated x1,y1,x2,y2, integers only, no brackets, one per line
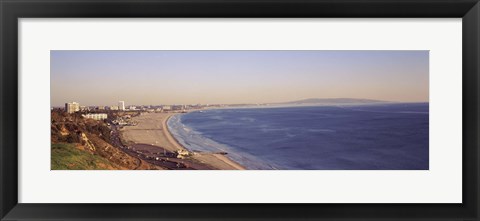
167,103,429,170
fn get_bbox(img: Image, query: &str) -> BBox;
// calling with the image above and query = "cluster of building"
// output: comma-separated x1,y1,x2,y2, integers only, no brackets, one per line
65,101,127,113
112,114,137,126
63,101,229,121
139,104,208,113
64,101,209,114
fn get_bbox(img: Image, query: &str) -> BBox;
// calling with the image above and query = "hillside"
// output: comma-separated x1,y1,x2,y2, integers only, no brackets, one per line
51,143,124,170
51,110,161,170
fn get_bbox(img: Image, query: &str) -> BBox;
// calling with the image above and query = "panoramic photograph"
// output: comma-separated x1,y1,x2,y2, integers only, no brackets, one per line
50,50,429,170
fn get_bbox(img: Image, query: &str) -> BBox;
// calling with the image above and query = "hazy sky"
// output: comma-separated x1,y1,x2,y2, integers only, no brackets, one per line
51,50,428,106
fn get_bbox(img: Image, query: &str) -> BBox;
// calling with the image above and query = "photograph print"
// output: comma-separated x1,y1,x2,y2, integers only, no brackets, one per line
50,50,429,170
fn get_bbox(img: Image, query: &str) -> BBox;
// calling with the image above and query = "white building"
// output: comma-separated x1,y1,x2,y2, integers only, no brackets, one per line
65,102,80,114
109,106,119,111
118,101,125,111
162,105,171,111
83,113,108,120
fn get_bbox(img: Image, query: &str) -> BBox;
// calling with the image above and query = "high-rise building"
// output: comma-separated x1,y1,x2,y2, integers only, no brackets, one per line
65,102,80,114
118,101,125,111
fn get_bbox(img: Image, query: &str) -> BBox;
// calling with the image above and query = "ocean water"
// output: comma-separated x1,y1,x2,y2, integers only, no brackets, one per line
167,103,429,170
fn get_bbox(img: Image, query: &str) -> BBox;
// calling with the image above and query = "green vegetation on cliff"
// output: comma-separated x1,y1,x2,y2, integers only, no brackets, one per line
51,143,122,170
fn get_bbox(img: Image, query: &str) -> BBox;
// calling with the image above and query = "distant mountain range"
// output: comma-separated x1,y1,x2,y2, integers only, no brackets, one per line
274,98,388,105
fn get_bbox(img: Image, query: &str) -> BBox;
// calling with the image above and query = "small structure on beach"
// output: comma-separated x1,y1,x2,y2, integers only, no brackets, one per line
176,149,191,159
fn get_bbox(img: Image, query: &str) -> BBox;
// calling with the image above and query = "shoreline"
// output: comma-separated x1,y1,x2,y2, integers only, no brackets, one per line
164,114,245,170
162,114,185,151
120,112,245,170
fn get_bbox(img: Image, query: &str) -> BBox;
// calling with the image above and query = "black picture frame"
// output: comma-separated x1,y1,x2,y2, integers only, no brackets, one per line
1,0,479,220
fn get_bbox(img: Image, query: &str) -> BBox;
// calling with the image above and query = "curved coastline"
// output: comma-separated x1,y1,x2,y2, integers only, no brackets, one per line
167,110,278,170
121,112,245,170
169,103,429,170
166,113,246,170
163,114,186,151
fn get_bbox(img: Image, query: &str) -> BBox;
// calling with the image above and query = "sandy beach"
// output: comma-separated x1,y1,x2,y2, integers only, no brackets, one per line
120,112,244,170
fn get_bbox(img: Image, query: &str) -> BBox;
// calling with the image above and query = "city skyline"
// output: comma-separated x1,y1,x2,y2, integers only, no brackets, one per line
51,50,429,107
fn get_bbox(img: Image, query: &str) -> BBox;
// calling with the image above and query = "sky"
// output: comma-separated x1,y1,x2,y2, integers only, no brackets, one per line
50,50,429,107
